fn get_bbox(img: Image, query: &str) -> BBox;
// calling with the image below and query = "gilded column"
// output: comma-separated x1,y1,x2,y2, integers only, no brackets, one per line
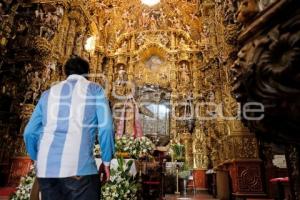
74,27,86,57
106,58,114,98
65,18,77,57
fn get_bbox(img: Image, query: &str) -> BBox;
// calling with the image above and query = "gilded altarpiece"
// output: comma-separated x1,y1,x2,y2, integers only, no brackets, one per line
0,0,266,197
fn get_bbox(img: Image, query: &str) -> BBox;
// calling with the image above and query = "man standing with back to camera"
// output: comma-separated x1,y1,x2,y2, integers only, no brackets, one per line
23,55,115,200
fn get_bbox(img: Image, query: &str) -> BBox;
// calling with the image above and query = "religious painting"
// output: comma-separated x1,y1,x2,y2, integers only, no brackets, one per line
145,55,163,70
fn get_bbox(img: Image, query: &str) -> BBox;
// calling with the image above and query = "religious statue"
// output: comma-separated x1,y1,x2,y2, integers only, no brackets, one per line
127,19,136,32
136,33,144,47
237,0,259,24
16,19,28,33
116,65,127,85
114,64,135,99
159,32,169,46
184,24,192,35
117,41,128,53
122,10,129,21
24,63,32,73
140,10,150,28
179,37,189,49
35,8,44,22
24,72,42,104
56,6,64,16
45,12,52,25
159,8,167,26
115,29,122,39
149,15,157,30
179,62,191,85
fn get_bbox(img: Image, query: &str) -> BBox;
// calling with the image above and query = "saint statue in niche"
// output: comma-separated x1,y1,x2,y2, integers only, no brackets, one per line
114,64,130,97
179,62,191,85
149,15,157,30
116,64,127,85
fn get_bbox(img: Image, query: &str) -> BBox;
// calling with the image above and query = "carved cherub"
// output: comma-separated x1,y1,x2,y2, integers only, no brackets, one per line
159,8,166,24
127,19,136,32
149,15,157,30
24,63,32,73
122,10,129,21
141,10,150,28
237,0,259,24
23,72,42,104
51,14,59,27
16,19,28,33
136,33,144,46
45,12,52,26
159,32,169,46
56,6,64,16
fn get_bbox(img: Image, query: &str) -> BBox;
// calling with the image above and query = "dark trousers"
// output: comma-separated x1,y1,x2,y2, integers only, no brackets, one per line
38,174,100,200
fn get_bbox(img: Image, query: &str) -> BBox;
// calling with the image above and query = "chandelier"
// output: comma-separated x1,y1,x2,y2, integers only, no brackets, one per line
141,0,160,6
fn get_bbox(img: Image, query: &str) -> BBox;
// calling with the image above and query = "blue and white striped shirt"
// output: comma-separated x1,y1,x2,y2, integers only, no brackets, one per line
23,75,115,178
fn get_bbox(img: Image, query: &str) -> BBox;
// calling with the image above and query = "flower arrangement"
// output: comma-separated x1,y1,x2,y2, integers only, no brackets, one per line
101,158,140,200
10,166,35,200
135,136,155,157
115,136,155,159
178,163,191,180
115,136,136,157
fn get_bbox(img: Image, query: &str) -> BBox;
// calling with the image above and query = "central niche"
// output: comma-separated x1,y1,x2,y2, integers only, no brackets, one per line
145,55,164,70
136,85,171,145
134,46,171,88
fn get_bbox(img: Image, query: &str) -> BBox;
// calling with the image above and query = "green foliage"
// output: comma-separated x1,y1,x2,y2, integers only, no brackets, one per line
101,158,140,200
178,162,191,180
170,143,185,161
10,167,35,200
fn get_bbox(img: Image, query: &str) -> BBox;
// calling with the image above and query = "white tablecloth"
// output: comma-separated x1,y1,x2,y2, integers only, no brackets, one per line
95,158,137,176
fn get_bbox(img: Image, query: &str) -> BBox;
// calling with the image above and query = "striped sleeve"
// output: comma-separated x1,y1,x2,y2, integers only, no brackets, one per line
95,86,115,166
23,93,45,161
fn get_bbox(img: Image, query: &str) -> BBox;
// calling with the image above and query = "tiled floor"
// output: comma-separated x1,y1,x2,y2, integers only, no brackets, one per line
165,193,218,200
0,189,217,200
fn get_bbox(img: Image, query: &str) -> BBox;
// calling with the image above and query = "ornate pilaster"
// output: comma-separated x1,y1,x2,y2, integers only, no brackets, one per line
65,19,77,57
180,133,193,167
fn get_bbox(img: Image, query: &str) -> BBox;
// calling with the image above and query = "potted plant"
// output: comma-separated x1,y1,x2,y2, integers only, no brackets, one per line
8,137,32,187
178,163,191,196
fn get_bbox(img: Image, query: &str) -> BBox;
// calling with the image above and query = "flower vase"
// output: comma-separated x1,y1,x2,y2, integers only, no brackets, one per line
8,156,32,186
